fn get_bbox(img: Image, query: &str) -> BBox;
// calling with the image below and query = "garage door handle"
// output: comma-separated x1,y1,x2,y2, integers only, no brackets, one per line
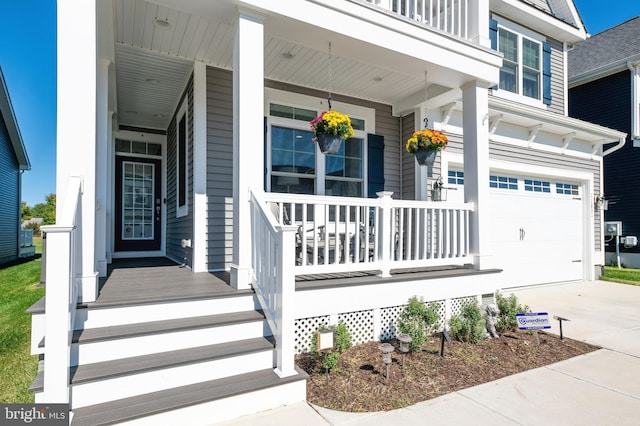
572,259,582,263
519,228,526,241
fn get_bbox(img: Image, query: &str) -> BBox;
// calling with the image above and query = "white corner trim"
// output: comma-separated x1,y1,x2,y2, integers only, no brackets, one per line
192,61,208,272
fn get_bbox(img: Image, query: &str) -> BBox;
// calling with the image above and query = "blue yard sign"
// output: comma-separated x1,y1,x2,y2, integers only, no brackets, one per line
516,312,551,330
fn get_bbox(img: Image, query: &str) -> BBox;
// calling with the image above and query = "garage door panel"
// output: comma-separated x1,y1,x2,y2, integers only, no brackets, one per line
490,188,583,288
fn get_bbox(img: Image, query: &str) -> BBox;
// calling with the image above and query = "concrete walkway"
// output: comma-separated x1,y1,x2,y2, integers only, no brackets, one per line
217,280,640,425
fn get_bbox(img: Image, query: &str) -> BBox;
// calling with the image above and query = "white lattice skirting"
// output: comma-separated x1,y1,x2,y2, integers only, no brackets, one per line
294,295,478,353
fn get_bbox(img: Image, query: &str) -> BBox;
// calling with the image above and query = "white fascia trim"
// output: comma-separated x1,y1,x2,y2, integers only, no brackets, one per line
492,0,586,43
246,0,501,76
489,97,627,143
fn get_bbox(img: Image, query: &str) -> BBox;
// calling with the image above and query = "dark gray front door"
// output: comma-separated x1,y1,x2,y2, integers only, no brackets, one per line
115,156,162,252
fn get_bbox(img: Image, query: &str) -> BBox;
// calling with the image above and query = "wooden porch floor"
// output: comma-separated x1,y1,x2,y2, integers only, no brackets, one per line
91,258,501,306
91,258,244,307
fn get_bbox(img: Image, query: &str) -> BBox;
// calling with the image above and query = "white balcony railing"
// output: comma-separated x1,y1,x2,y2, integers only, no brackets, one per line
367,0,469,39
40,176,83,403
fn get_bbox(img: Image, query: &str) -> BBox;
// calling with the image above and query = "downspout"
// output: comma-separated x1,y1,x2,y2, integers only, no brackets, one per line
627,60,640,142
602,137,626,157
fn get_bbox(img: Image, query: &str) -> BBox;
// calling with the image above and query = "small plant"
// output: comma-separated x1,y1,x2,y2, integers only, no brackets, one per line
495,292,530,332
449,301,485,343
310,322,352,373
309,110,355,141
397,296,441,352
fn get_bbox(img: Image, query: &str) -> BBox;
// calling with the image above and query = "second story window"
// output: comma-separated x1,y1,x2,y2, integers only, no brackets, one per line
499,28,541,100
490,17,551,106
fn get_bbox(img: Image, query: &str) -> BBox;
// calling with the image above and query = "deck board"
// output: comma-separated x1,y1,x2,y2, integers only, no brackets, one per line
90,258,244,307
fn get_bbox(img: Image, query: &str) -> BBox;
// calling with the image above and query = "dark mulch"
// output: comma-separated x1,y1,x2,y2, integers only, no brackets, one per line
296,331,598,412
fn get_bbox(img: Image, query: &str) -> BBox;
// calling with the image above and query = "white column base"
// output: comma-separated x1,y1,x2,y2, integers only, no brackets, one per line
230,265,252,290
80,272,99,303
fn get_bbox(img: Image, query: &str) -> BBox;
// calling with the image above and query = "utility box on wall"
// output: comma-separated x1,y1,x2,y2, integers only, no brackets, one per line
604,221,622,236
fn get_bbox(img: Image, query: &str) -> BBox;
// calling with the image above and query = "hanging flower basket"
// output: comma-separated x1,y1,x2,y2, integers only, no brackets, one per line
405,128,448,166
414,149,437,165
316,133,343,154
310,110,355,155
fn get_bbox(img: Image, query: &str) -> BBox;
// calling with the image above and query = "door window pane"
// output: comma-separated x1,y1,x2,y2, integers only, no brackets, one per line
122,161,155,240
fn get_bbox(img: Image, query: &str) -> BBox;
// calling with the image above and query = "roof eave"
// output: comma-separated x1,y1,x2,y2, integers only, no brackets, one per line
0,69,31,170
569,54,640,88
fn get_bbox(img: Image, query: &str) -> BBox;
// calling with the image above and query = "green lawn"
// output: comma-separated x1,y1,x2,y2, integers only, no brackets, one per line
33,235,42,255
0,258,44,403
601,266,640,286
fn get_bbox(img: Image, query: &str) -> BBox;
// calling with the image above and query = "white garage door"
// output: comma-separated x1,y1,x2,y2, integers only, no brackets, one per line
489,177,584,288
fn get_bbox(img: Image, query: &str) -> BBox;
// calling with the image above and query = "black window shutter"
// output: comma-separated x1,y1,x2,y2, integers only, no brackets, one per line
367,134,385,198
543,42,552,105
264,117,268,191
489,19,499,91
489,19,498,50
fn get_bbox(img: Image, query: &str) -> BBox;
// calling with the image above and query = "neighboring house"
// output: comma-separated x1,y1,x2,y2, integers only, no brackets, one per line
568,16,640,267
0,67,31,265
31,1,625,424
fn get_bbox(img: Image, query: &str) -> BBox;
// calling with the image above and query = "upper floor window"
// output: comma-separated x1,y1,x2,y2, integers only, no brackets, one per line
490,17,551,106
499,28,541,100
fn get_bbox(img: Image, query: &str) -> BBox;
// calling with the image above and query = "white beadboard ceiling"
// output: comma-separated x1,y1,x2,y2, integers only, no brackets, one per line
112,0,453,130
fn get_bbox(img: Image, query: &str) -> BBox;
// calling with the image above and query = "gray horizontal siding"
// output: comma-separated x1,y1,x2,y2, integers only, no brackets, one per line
548,37,565,115
166,75,195,267
206,66,233,270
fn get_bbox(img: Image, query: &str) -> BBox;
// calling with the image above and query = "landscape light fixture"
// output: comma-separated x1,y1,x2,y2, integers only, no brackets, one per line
397,333,412,368
379,343,394,380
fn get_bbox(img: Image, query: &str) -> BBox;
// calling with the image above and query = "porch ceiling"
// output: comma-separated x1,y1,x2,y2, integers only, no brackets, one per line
110,0,475,131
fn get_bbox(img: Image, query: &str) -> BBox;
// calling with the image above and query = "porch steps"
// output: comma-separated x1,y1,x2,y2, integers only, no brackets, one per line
30,336,277,408
30,290,307,424
69,367,308,426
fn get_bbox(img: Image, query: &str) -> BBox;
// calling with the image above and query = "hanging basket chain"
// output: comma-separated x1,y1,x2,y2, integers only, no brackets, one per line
328,42,333,110
423,70,429,129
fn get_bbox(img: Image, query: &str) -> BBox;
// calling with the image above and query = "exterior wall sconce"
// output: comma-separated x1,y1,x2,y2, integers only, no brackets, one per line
379,343,394,379
397,333,412,368
595,195,608,210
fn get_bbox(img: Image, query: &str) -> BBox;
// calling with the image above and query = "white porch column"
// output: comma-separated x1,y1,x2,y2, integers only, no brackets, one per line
414,107,429,201
192,61,208,272
95,59,111,278
468,0,490,48
231,10,265,290
461,81,491,269
57,0,98,301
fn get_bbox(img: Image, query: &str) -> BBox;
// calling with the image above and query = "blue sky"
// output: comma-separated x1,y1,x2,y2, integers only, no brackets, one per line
0,1,638,207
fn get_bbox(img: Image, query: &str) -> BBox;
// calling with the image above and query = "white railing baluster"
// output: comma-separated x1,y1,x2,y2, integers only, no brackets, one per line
366,0,471,41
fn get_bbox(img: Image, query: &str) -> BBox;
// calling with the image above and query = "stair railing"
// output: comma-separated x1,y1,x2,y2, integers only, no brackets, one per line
249,189,298,378
40,176,83,403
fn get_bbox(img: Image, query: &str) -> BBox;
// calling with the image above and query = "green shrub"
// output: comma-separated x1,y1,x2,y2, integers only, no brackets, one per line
397,296,441,352
495,292,530,332
310,321,352,372
449,301,485,343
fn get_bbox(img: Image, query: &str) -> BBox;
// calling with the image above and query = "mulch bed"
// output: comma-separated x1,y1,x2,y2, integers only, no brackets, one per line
296,331,598,412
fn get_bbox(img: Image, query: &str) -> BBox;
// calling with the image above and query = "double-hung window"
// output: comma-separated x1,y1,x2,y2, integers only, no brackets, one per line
267,91,373,198
491,17,550,106
499,28,541,100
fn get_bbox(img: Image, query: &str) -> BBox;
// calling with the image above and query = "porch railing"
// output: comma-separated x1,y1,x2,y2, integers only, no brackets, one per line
19,228,33,247
40,176,83,403
262,191,473,277
366,0,469,39
249,189,298,378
